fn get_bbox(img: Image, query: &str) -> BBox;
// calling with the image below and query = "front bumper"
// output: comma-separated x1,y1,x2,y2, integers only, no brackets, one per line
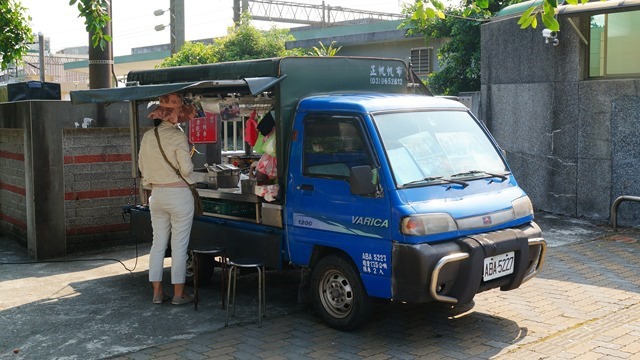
391,221,546,304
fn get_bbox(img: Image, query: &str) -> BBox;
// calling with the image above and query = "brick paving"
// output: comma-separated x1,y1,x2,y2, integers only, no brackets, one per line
109,229,640,360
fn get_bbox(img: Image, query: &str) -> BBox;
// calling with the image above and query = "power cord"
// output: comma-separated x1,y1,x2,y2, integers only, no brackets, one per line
0,255,138,274
1,182,143,273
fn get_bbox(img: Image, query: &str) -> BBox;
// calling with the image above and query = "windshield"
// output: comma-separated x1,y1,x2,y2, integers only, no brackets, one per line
373,110,508,187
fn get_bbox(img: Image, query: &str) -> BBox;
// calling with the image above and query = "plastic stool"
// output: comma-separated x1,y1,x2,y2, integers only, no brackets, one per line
225,258,266,327
191,248,227,310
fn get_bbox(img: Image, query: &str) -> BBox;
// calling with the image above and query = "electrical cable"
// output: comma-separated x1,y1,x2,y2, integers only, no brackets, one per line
1,179,142,274
0,253,138,274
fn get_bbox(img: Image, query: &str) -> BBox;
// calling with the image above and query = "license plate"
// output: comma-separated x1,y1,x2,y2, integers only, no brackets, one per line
483,251,515,281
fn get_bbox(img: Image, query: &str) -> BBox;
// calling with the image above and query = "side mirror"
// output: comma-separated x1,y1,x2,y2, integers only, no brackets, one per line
350,165,377,195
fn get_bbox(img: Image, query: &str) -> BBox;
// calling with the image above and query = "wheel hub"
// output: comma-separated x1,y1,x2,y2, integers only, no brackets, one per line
319,271,354,319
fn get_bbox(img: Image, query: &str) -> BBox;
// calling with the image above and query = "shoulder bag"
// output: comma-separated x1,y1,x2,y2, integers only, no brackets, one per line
154,127,204,216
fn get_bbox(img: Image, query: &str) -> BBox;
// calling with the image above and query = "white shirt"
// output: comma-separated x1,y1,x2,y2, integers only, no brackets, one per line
138,121,195,188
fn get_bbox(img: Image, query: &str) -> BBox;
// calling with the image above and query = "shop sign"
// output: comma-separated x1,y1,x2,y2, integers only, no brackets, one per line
189,111,218,143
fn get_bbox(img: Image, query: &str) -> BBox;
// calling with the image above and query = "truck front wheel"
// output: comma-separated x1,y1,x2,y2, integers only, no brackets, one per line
311,254,373,330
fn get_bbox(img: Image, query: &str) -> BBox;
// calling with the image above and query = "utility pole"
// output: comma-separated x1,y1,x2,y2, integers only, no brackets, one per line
88,0,113,89
38,33,45,83
170,0,185,54
233,0,249,25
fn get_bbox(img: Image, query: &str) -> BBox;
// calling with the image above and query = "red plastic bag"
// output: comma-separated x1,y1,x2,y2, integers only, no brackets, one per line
244,110,258,147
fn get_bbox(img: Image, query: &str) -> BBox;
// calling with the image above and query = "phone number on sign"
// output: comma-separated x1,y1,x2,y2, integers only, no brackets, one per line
370,77,403,85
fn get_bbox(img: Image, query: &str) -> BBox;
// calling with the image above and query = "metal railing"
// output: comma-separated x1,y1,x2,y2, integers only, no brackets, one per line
610,195,640,230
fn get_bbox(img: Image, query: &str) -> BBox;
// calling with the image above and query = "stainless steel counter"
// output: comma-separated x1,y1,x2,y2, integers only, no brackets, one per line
196,188,260,222
197,188,259,203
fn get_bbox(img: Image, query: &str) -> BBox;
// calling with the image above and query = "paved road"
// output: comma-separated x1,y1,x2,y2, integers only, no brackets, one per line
2,212,639,359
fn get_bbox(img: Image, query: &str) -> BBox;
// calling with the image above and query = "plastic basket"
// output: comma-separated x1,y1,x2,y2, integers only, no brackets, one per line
201,199,255,217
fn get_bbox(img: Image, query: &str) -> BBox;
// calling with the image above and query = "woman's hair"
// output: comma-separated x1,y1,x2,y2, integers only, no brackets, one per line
153,119,162,127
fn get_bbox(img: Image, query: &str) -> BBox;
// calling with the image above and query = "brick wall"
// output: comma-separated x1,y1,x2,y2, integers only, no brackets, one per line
63,128,138,252
0,129,27,245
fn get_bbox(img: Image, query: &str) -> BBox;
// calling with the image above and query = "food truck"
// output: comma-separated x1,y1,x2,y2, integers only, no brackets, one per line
71,56,546,330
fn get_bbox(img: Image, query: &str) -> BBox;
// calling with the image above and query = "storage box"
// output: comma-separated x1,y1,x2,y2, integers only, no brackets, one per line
261,203,283,228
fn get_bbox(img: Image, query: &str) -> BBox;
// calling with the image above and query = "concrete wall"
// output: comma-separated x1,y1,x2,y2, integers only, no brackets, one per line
481,16,640,226
0,100,135,259
287,20,445,73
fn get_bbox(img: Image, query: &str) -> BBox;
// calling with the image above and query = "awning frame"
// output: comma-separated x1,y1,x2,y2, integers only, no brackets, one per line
69,76,286,105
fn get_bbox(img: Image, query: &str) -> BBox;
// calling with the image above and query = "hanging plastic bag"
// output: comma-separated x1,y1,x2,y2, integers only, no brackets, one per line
244,110,258,147
256,153,277,179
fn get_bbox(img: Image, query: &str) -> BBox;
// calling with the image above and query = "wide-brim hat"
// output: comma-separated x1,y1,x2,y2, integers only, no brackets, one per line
147,93,197,124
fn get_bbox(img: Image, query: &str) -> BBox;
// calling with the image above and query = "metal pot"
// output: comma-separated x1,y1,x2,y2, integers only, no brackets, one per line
204,163,240,189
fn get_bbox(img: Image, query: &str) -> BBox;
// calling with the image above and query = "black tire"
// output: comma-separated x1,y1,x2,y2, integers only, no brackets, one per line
310,254,373,330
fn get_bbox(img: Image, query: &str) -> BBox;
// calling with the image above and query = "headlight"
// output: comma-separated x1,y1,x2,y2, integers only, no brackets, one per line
401,213,457,236
512,196,534,219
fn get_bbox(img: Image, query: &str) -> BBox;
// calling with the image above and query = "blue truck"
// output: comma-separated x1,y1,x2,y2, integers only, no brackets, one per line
71,57,546,330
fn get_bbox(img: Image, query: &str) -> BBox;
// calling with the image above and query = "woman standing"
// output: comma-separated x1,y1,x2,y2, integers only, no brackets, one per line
138,93,197,305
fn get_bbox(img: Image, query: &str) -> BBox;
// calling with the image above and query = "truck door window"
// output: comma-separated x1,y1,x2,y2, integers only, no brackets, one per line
303,115,372,179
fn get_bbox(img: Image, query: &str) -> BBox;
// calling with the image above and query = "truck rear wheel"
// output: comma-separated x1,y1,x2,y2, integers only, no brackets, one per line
311,254,373,330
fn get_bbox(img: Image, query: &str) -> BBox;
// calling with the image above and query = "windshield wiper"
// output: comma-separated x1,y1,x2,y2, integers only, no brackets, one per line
451,170,509,182
404,176,469,188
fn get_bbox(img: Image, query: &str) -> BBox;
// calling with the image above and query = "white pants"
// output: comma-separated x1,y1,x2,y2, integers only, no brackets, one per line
148,187,194,284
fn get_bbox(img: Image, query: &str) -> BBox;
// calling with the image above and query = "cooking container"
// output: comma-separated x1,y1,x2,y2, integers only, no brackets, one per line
205,163,240,189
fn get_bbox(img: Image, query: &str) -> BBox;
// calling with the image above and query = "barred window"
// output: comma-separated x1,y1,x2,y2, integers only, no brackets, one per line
410,47,432,75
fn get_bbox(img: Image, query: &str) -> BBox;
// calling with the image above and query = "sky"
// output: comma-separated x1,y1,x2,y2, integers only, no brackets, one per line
20,0,408,57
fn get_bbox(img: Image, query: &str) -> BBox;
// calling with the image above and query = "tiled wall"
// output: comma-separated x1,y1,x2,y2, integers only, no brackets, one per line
62,128,137,252
0,129,27,245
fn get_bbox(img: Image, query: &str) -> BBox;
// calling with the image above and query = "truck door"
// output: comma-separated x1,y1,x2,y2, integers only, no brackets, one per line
286,113,392,298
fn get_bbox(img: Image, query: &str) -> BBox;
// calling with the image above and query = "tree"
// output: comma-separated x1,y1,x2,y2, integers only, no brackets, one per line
401,0,508,95
212,14,301,63
0,0,34,70
413,10,482,95
69,0,111,50
158,42,216,67
159,13,303,67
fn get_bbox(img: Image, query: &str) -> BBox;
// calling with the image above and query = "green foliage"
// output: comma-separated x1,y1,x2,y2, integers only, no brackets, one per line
158,42,216,67
410,0,581,32
308,41,342,56
69,0,111,49
0,0,34,70
213,13,297,62
159,13,303,67
401,0,510,95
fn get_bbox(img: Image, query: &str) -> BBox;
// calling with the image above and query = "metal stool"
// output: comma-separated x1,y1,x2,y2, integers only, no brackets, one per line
191,248,227,310
225,258,266,327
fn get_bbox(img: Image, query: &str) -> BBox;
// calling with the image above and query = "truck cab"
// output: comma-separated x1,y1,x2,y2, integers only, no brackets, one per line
285,93,545,329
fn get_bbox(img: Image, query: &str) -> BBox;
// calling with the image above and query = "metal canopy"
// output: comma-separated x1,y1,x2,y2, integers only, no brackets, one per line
495,0,640,19
557,0,640,15
69,76,285,105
